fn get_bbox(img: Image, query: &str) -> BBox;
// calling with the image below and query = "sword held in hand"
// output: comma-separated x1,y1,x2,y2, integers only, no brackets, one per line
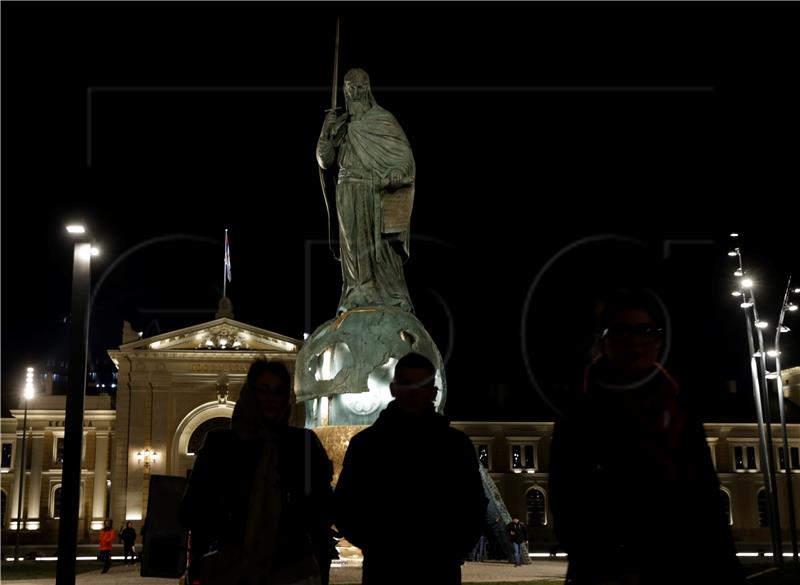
319,18,342,261
325,18,341,117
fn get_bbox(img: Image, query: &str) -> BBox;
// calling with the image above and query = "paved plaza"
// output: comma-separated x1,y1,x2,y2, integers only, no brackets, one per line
2,558,568,584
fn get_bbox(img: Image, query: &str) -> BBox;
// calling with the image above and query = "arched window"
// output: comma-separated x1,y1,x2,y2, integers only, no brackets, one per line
187,417,231,455
52,486,63,519
526,487,547,527
720,489,732,526
757,489,769,527
50,483,84,519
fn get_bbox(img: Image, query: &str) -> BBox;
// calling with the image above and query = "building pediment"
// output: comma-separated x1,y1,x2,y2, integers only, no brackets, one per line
117,318,301,353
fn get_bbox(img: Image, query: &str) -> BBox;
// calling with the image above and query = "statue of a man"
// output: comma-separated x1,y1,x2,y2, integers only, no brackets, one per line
316,68,416,314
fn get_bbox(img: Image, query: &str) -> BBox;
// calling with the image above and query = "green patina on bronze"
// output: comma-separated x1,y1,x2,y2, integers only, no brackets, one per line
317,68,416,314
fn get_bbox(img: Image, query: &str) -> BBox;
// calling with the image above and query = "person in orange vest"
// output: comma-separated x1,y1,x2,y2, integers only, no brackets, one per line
98,519,115,573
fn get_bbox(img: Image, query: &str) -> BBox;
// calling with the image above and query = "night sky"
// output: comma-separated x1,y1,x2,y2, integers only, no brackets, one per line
2,3,798,421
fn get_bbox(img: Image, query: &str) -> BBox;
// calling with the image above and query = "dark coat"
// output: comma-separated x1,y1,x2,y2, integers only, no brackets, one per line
335,401,487,584
549,362,744,585
120,526,137,546
506,521,527,544
179,425,334,570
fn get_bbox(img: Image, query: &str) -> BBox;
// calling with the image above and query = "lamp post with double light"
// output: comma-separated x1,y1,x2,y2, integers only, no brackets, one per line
729,235,782,564
56,224,98,585
13,367,36,562
770,278,799,562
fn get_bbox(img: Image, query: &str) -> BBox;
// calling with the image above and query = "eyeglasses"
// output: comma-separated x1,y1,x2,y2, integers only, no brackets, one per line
602,324,663,341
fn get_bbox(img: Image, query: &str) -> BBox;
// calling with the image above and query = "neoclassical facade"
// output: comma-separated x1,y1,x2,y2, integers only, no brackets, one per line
2,317,799,551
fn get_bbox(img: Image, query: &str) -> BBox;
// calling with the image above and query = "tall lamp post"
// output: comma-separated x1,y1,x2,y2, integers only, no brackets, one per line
13,367,35,562
729,236,782,564
56,224,97,585
771,277,799,562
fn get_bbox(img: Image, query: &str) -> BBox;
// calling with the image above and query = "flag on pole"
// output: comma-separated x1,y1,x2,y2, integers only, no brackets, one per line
224,230,232,283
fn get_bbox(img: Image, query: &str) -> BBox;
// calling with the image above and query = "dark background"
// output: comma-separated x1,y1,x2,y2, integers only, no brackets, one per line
2,2,798,421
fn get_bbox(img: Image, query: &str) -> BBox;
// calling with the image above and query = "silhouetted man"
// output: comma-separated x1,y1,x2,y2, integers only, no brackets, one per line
335,353,487,585
505,516,528,566
119,521,137,565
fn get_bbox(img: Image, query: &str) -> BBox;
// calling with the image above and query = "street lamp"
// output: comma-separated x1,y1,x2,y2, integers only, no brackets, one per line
729,243,783,565
56,223,95,585
773,276,799,562
13,367,35,562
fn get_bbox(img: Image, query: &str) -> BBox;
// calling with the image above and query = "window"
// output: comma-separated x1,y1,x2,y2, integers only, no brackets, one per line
734,445,758,472
508,440,537,473
52,433,86,466
720,489,732,526
778,446,800,472
757,489,769,528
56,438,65,464
1,442,12,469
1,490,6,527
526,488,547,527
477,444,490,469
50,483,83,519
52,486,62,519
469,437,493,471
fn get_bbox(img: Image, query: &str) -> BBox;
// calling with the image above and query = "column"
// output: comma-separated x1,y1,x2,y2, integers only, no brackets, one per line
149,379,171,476
111,363,132,526
25,432,45,527
9,435,24,529
91,431,110,529
125,378,149,521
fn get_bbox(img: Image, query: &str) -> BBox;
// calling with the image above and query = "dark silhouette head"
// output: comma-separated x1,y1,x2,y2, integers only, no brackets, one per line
390,353,438,414
246,359,291,422
232,360,293,438
594,289,664,375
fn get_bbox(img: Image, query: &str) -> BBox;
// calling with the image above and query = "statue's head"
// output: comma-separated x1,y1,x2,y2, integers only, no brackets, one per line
344,68,375,115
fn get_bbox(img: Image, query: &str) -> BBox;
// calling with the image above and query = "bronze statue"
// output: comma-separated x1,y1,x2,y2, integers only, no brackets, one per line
316,68,416,314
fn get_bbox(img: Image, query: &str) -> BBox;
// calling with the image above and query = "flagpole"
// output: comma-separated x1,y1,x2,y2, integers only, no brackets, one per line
223,228,228,298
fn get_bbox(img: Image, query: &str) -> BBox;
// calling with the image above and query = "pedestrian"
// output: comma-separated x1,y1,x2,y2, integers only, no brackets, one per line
119,521,137,565
180,359,334,585
506,516,528,566
98,519,115,573
335,353,487,585
549,289,745,585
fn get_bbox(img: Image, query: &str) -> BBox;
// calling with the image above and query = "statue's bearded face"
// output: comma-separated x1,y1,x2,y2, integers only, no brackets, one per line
344,79,370,114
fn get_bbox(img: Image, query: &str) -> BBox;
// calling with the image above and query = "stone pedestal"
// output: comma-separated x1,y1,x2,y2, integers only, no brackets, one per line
311,425,367,484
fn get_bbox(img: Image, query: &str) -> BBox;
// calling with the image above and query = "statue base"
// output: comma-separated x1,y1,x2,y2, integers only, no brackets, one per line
295,305,447,427
311,424,367,484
